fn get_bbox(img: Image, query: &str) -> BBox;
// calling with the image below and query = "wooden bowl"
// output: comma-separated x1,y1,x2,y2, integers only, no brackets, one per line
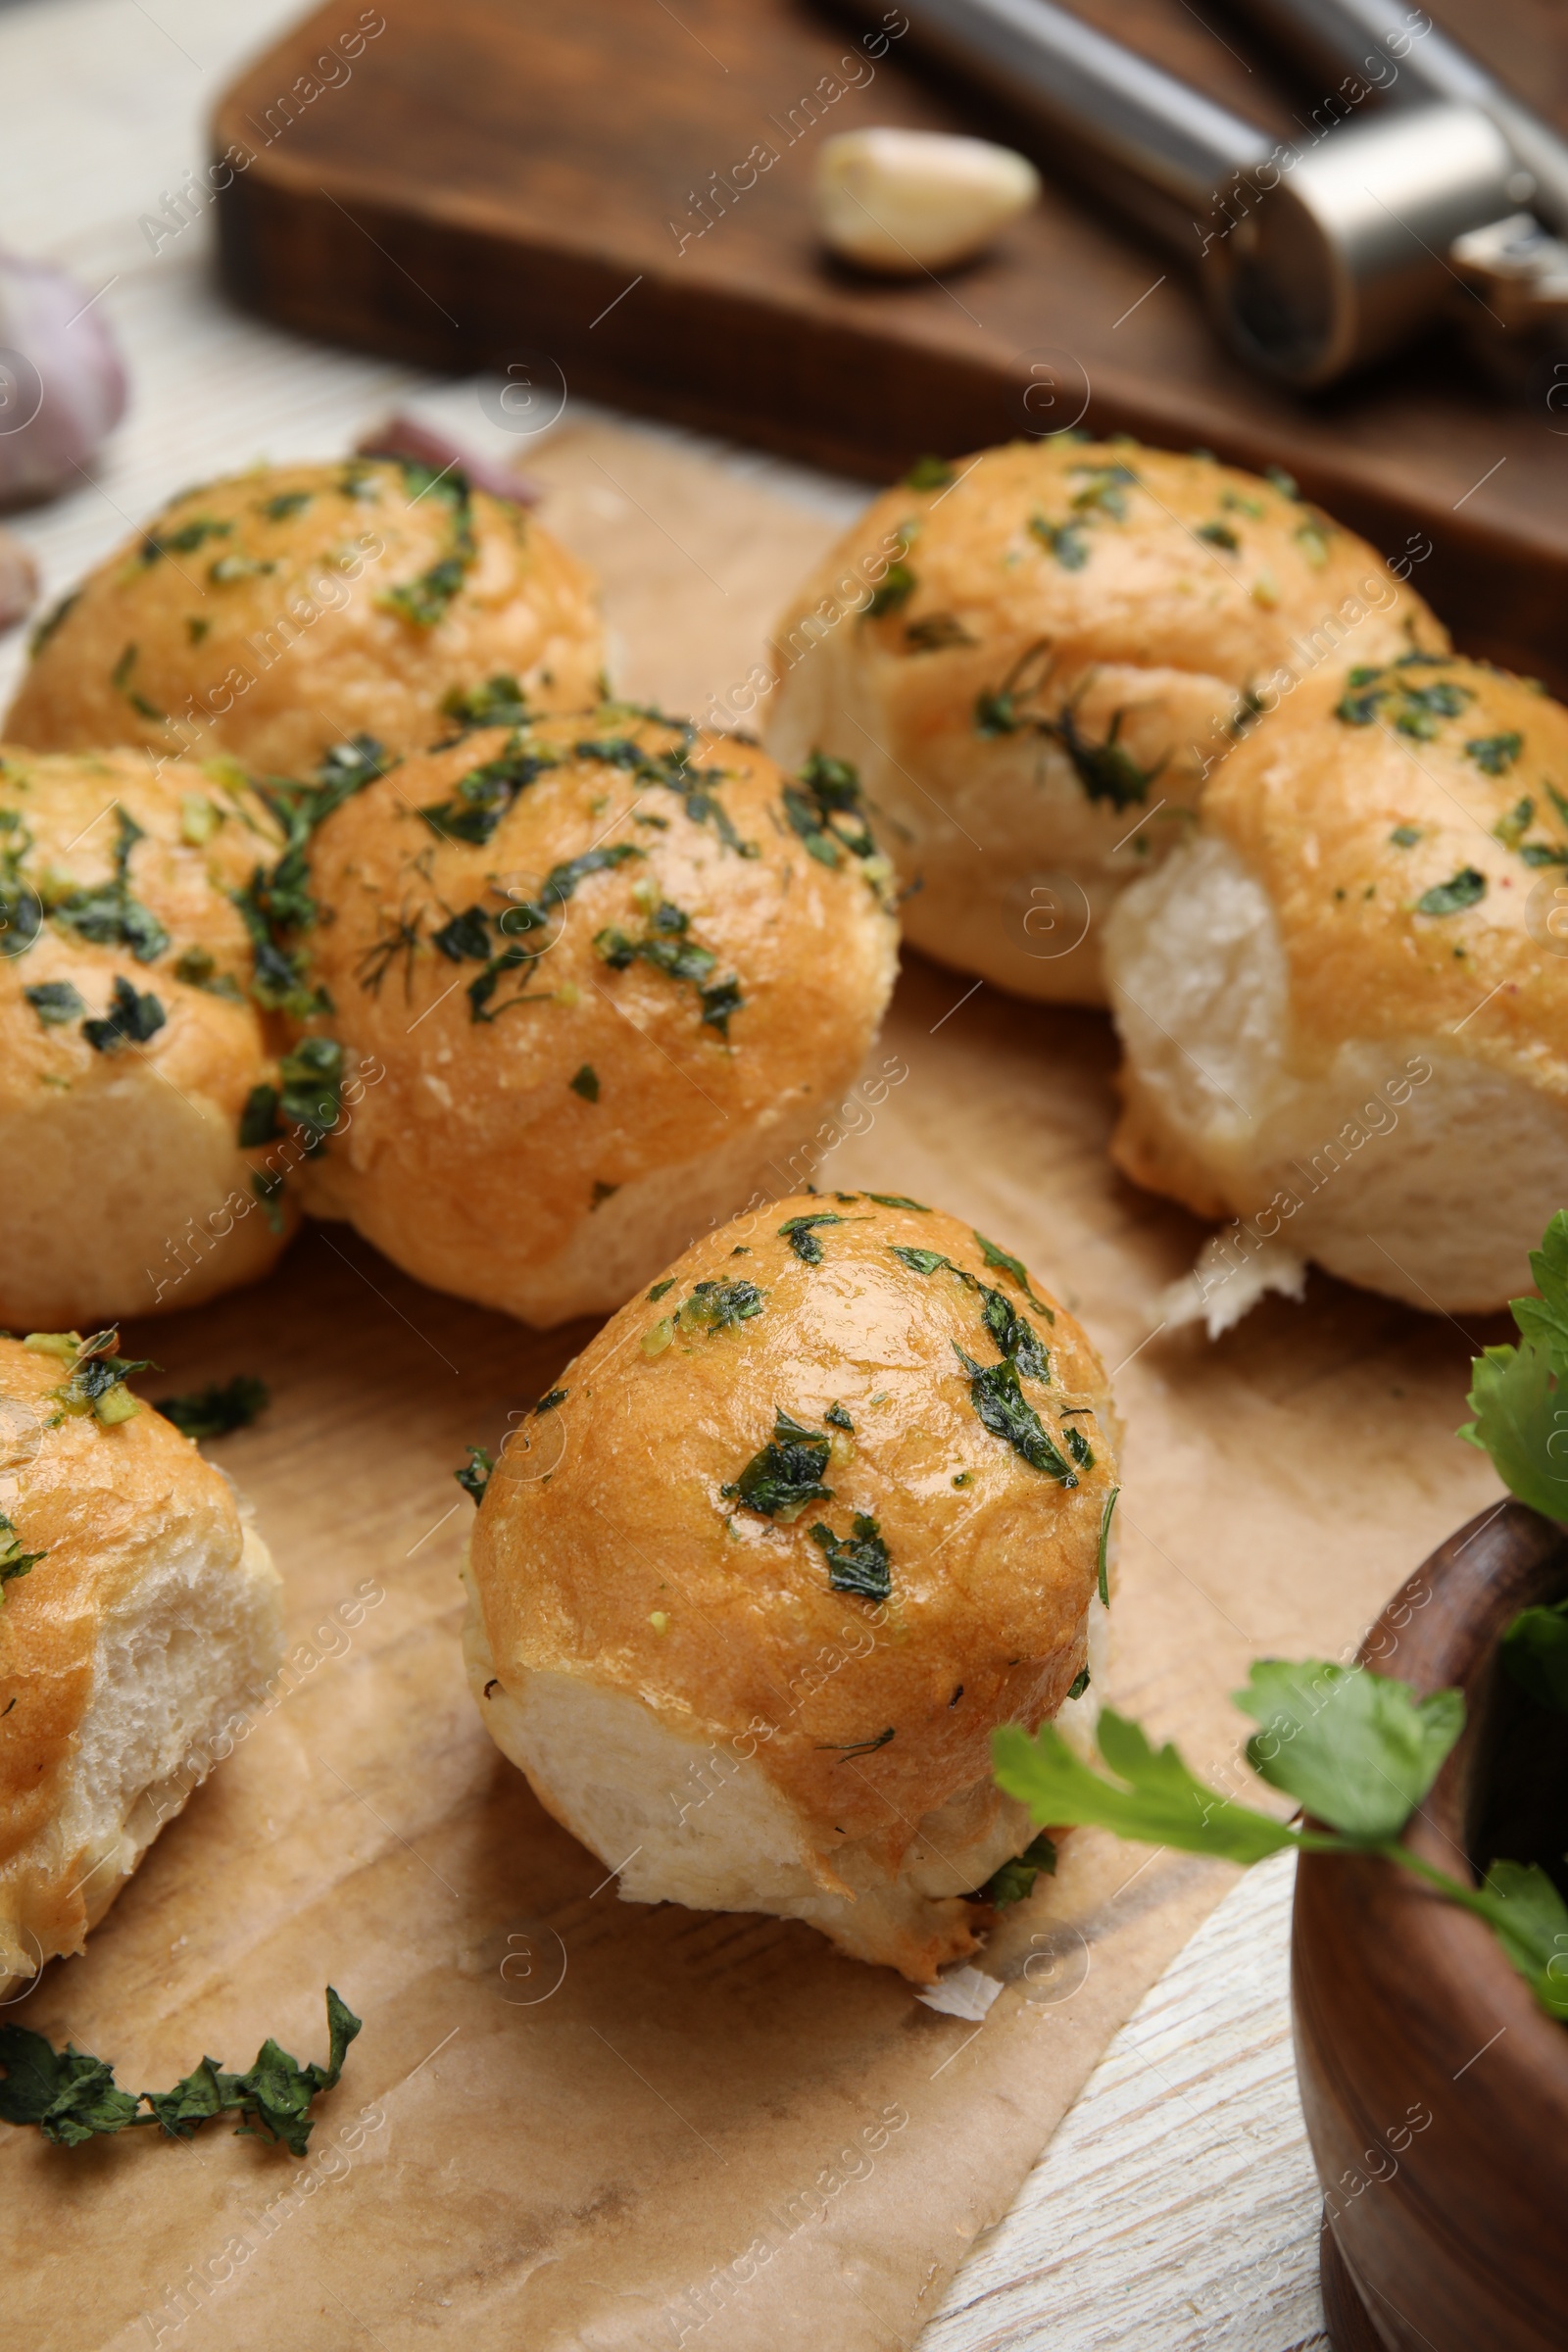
1293,1500,1568,2351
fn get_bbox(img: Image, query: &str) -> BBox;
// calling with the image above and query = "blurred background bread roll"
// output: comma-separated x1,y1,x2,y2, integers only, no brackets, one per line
298,710,900,1325
463,1195,1118,1981
0,746,309,1331
1104,652,1568,1317
5,458,603,778
765,437,1445,1005
0,1333,282,1998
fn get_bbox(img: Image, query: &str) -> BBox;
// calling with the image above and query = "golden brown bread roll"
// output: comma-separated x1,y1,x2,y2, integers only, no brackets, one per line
463,1195,1119,1981
764,436,1445,1005
298,710,900,1325
0,745,318,1330
6,459,602,776
0,1334,282,1998
1105,652,1568,1318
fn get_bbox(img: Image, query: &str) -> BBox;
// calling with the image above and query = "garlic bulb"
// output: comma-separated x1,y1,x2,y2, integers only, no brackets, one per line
816,128,1040,274
0,252,127,508
356,413,538,507
0,527,36,632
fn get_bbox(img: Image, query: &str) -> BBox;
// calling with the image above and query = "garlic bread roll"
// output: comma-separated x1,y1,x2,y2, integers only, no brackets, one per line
1106,653,1568,1315
0,1334,283,1998
298,710,900,1325
6,459,602,777
0,746,308,1330
464,1195,1118,1982
765,437,1444,1005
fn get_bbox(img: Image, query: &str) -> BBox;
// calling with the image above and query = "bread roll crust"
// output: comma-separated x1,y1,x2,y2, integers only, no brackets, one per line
0,1338,283,1990
6,461,603,777
765,437,1444,1004
299,712,900,1324
0,746,300,1329
467,1197,1118,1975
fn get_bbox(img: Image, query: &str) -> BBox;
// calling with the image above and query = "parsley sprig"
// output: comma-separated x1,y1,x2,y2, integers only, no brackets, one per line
1460,1209,1568,1522
0,1986,360,2154
995,1661,1568,2022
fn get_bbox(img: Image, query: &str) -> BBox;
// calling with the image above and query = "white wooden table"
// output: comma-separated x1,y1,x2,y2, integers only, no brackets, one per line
0,4,1328,2341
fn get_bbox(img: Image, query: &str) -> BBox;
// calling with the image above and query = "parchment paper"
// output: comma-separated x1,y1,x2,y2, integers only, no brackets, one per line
3,422,1505,2352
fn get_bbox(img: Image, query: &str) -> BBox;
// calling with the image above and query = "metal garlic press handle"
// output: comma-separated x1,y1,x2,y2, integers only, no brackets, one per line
860,0,1519,385
1236,0,1568,233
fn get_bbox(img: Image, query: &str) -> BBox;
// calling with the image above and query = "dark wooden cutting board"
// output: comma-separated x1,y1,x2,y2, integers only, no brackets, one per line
211,0,1568,686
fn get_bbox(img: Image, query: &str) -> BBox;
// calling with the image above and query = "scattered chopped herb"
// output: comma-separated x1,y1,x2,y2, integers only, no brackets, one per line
27,588,80,658
82,976,165,1053
985,1832,1057,1908
155,1376,270,1440
1098,1484,1119,1607
1390,824,1422,849
978,1284,1051,1381
429,905,490,963
278,1036,343,1151
260,490,313,520
721,1410,834,1522
469,843,644,1022
1263,466,1298,498
865,560,915,617
1028,514,1089,569
955,1348,1077,1484
235,738,389,1017
975,1233,1052,1315
1069,462,1138,519
24,980,84,1027
0,1512,46,1598
535,1388,568,1415
905,456,954,489
238,1086,281,1148
456,1445,493,1504
1066,1667,1091,1700
825,1402,855,1431
46,1329,152,1427
972,645,1164,808
378,465,476,626
782,751,877,867
890,1245,951,1277
141,515,230,562
1064,1424,1095,1469
51,807,170,964
809,1514,892,1602
419,736,559,844
1415,867,1487,917
648,1278,676,1301
1336,663,1472,737
677,1280,765,1333
815,1727,895,1756
1197,520,1239,551
1294,516,1332,566
0,1986,360,2154
208,554,276,584
867,1193,929,1211
439,674,531,733
904,612,977,652
779,1212,847,1264
1494,796,1534,851
251,1169,286,1233
1467,731,1524,776
568,1063,600,1102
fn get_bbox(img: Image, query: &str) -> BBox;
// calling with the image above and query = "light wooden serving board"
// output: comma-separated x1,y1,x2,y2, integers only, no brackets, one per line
2,422,1504,2352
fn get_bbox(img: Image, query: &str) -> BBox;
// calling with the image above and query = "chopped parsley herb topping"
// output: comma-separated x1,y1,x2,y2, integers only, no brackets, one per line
140,515,230,563
1294,515,1332,566
570,732,759,858
1467,731,1524,776
1494,796,1534,851
82,976,165,1053
721,1410,834,1522
1197,519,1239,551
1264,466,1298,497
155,1376,270,1439
209,554,275,584
816,1726,896,1756
236,737,389,1015
1415,867,1487,917
260,490,313,520
1336,659,1473,737
51,807,169,964
378,463,476,626
42,1328,151,1427
1390,823,1422,849
676,1280,765,1333
24,980,84,1027
439,674,531,734
0,810,39,960
568,1063,600,1102
466,843,644,1022
27,587,80,657
904,611,977,653
592,892,741,1036
782,751,876,867
975,1233,1052,1314
1069,462,1138,519
239,1037,344,1153
419,735,559,844
809,1514,892,1602
0,1512,46,1599
1028,514,1089,569
867,1193,930,1211
865,559,915,617
535,1388,568,1415
779,1212,847,1264
1064,1424,1095,1469
974,647,1165,808
955,1347,1077,1485
905,455,955,489
825,1402,855,1431
0,1985,360,2154
456,1445,493,1503
648,1278,676,1301
1066,1667,1091,1699
985,1832,1057,1908
1098,1484,1119,1606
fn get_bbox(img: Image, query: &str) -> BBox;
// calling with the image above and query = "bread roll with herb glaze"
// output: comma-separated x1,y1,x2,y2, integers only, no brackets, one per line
1105,652,1568,1315
0,744,325,1331
298,709,900,1326
6,458,603,778
765,437,1445,1006
463,1195,1119,1981
0,1332,283,1998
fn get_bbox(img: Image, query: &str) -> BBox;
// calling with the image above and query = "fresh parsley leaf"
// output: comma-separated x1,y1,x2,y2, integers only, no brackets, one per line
155,1376,270,1440
779,1212,846,1264
431,905,492,961
81,976,165,1053
1467,731,1524,776
278,1036,343,1150
978,1285,1051,1381
722,1411,833,1522
985,1832,1057,1908
866,1194,929,1211
1510,1209,1568,1368
809,1514,892,1602
1234,1659,1463,1840
1063,1424,1094,1469
955,1348,1076,1484
1477,1862,1568,2019
890,1245,952,1277
1390,823,1422,848
904,612,976,653
24,980,84,1026
0,2031,142,2143
1197,519,1239,550
1460,1339,1568,1521
1415,867,1487,916
975,1233,1053,1317
825,1402,855,1431
456,1445,493,1503
1500,1598,1568,1713
994,1711,1298,1866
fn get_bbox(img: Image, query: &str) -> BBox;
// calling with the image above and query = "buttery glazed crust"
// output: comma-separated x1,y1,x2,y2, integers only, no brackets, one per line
0,746,300,1328
5,461,603,777
469,1199,1118,1926
764,436,1444,1004
299,713,900,1323
0,1340,280,1984
1196,656,1568,1102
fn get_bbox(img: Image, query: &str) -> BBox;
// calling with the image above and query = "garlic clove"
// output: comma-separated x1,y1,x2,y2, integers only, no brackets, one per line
815,127,1040,275
0,526,37,633
0,252,127,510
